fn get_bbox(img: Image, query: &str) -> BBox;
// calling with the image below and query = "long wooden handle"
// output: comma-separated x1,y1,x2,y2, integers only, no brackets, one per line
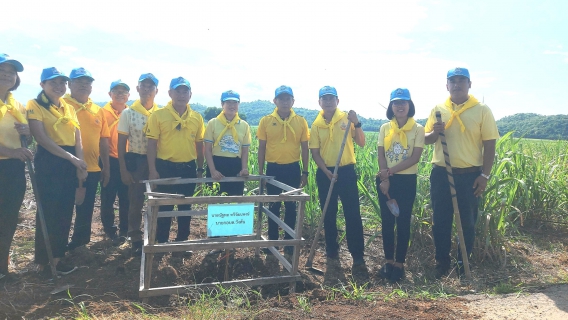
435,112,472,280
306,120,352,268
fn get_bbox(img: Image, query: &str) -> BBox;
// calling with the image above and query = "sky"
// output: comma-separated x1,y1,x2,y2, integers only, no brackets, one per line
2,0,567,120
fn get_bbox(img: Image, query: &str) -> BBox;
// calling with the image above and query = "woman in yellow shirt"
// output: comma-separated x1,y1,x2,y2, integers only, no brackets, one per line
376,88,425,282
27,67,87,277
204,90,251,195
0,54,32,282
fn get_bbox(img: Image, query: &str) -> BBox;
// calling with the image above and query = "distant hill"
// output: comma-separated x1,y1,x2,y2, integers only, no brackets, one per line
496,113,568,140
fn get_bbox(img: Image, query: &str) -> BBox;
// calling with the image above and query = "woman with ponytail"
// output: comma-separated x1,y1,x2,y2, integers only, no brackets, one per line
27,67,87,277
0,54,32,283
376,88,424,282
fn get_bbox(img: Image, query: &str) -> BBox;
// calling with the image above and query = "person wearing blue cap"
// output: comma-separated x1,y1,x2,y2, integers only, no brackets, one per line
27,67,88,277
145,77,205,243
100,80,131,245
117,73,160,256
424,67,499,278
309,86,366,270
376,88,424,282
204,90,251,196
257,85,309,257
64,68,111,251
0,54,33,282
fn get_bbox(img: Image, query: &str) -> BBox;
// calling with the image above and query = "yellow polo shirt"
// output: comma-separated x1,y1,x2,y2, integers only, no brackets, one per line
0,99,26,160
101,102,126,159
309,112,357,167
146,104,205,162
257,111,309,164
26,99,78,147
64,96,110,172
204,117,251,158
378,122,425,174
425,101,499,168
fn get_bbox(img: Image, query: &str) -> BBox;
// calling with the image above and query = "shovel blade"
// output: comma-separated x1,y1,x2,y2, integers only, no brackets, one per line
50,284,73,295
387,199,400,217
75,187,86,206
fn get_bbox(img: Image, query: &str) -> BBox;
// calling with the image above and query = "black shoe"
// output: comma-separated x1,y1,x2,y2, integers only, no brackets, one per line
435,262,450,279
352,256,365,268
378,263,393,279
390,266,405,282
0,272,18,284
118,230,128,239
132,241,143,257
455,261,466,278
56,261,78,275
326,250,339,259
39,266,60,280
67,241,85,251
112,235,127,246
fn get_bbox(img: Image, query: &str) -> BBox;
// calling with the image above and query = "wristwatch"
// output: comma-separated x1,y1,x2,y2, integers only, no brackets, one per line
354,122,362,128
480,173,490,180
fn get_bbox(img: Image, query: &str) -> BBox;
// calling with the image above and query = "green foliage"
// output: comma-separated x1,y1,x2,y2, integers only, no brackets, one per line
203,106,223,121
497,113,568,140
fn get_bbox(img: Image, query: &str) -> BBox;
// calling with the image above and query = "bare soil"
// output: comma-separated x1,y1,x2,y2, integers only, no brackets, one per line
1,181,567,319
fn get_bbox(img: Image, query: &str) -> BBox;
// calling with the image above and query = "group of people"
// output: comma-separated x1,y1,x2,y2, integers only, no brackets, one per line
0,52,498,284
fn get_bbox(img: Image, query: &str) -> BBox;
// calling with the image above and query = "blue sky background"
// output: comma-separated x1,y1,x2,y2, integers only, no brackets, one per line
2,0,566,120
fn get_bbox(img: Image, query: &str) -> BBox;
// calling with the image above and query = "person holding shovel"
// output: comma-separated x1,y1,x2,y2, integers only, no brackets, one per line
0,54,33,282
146,77,205,243
100,80,131,245
204,90,251,196
117,73,160,256
376,88,424,282
424,67,499,278
27,67,88,277
257,85,309,256
309,86,366,270
64,68,111,251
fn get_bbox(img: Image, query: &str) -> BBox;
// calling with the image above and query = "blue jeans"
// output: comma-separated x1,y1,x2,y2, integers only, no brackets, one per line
430,166,480,265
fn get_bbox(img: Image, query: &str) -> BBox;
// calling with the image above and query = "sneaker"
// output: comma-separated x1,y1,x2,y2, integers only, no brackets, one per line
378,263,393,279
132,241,143,257
56,261,78,275
435,262,450,279
390,266,405,282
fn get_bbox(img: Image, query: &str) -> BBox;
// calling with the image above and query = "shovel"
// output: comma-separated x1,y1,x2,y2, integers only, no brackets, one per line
20,136,74,294
75,180,86,206
305,120,352,274
385,193,400,217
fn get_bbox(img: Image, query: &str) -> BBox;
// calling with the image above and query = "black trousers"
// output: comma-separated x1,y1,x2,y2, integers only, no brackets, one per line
266,162,301,241
100,157,129,236
430,166,480,265
34,146,77,265
0,159,26,274
315,164,364,259
70,171,100,245
206,155,244,196
155,159,197,243
376,174,417,263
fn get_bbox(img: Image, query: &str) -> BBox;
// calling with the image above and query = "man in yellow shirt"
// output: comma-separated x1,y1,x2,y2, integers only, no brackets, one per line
424,67,499,278
146,77,204,243
309,86,366,269
100,80,131,245
117,73,160,256
257,86,309,256
64,67,111,251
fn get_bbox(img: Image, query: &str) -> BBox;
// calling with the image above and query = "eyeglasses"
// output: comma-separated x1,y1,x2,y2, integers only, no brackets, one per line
111,90,129,96
320,95,337,102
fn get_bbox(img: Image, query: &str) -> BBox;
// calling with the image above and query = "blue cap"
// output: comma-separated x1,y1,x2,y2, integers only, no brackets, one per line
0,53,23,72
447,67,470,79
275,85,294,98
390,88,411,102
221,90,240,102
319,86,338,98
170,77,191,90
40,67,69,82
138,73,159,86
69,67,94,80
110,79,130,91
